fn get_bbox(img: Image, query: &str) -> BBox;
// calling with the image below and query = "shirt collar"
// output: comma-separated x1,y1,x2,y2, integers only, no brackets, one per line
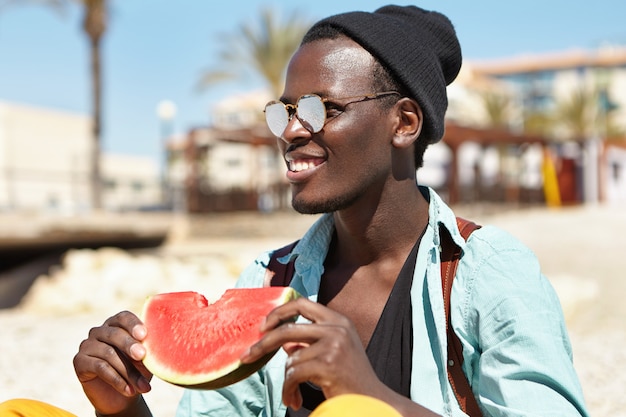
425,186,468,250
279,187,466,296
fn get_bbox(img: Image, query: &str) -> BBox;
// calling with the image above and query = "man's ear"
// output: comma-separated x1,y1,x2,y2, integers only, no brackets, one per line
392,98,422,149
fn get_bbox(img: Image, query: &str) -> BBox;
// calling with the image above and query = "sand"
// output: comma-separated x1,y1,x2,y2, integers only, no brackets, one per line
0,205,624,416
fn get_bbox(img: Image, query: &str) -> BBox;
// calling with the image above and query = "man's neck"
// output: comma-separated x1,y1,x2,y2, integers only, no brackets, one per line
330,185,429,266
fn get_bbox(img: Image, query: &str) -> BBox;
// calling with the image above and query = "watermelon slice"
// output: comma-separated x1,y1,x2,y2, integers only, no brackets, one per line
141,287,300,389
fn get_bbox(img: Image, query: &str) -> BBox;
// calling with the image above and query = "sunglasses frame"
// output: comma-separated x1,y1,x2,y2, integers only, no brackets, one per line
264,91,400,137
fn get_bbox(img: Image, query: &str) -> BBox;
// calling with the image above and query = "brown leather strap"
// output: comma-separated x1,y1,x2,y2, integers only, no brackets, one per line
440,217,483,417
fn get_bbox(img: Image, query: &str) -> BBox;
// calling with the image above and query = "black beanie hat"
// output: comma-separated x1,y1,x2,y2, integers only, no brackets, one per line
305,5,462,144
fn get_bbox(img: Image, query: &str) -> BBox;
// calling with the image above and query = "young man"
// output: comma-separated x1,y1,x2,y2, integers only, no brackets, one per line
72,5,589,417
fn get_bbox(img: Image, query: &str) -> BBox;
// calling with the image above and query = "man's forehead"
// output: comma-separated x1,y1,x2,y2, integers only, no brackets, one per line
318,42,375,73
284,39,375,96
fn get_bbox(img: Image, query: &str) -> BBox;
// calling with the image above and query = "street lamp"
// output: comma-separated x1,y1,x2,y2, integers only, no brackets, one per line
156,100,177,208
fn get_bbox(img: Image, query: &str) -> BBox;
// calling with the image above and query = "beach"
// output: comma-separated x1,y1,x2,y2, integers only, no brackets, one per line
1,205,624,416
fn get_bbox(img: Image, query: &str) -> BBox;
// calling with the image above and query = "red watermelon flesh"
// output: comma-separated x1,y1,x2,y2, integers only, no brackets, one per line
141,287,300,389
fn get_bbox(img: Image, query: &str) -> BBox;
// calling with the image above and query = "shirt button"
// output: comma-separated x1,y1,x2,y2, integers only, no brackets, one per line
448,360,455,366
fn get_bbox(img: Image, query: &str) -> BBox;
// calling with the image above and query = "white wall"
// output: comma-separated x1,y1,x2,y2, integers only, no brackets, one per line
604,145,626,204
0,101,161,213
0,101,91,212
102,153,161,211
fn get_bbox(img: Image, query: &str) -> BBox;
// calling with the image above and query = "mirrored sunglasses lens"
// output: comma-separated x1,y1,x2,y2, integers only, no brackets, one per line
297,95,326,133
265,102,289,137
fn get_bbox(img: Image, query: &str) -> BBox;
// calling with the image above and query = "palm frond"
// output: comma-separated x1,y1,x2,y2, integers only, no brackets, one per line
198,6,312,97
0,0,66,14
481,91,512,128
554,86,599,140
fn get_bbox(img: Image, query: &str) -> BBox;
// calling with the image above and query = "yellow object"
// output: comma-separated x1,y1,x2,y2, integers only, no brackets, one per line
0,399,77,417
542,148,561,207
309,394,402,417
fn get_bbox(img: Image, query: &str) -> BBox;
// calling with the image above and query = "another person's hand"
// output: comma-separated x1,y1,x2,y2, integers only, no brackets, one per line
241,297,385,410
73,311,152,415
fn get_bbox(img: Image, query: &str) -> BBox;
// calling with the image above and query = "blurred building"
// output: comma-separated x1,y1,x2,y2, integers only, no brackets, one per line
170,47,626,212
102,153,161,211
0,101,161,213
442,46,626,205
166,91,287,213
470,46,626,134
604,140,626,203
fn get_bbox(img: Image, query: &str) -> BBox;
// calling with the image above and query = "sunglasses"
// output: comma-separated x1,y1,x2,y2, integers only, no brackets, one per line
264,91,400,137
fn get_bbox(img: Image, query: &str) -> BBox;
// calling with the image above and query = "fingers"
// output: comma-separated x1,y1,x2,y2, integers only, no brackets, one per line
261,297,349,331
281,333,371,410
283,361,324,410
241,320,337,364
100,312,147,358
282,342,335,409
74,311,152,398
243,298,382,410
282,342,310,356
243,299,353,364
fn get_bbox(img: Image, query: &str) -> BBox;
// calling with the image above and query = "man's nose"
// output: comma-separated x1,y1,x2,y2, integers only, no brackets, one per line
279,114,312,143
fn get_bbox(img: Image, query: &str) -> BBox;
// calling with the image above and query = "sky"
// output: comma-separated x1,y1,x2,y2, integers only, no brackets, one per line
0,0,625,164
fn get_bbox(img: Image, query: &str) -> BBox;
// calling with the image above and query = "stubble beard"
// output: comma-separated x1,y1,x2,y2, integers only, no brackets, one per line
291,186,365,215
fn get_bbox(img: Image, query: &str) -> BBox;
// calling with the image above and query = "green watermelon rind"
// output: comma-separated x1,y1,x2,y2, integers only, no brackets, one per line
173,350,278,390
141,287,300,389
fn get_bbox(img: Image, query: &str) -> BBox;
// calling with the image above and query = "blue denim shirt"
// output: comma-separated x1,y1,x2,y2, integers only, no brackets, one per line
176,188,589,417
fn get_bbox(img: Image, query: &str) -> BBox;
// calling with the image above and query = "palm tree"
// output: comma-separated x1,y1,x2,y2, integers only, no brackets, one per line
80,0,107,210
552,82,623,141
3,0,108,210
480,91,513,128
0,0,56,11
523,110,554,138
198,7,311,98
554,85,598,141
196,8,311,211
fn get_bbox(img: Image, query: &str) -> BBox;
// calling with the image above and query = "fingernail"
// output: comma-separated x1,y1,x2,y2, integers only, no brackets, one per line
137,376,151,393
239,348,251,362
132,324,147,340
259,319,269,332
130,343,146,360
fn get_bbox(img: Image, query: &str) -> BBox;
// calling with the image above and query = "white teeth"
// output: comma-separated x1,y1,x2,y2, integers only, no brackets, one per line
289,161,317,172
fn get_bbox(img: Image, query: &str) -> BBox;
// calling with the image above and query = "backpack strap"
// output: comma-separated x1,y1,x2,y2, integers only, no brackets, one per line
440,217,483,417
268,218,483,416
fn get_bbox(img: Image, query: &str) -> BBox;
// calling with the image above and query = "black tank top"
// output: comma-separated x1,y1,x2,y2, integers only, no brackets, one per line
286,236,420,416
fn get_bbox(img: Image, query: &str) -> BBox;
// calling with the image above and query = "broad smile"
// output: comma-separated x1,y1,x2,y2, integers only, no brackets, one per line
288,158,323,172
284,150,326,181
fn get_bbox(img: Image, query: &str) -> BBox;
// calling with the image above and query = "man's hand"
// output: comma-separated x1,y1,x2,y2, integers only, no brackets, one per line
73,311,153,416
241,297,384,410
